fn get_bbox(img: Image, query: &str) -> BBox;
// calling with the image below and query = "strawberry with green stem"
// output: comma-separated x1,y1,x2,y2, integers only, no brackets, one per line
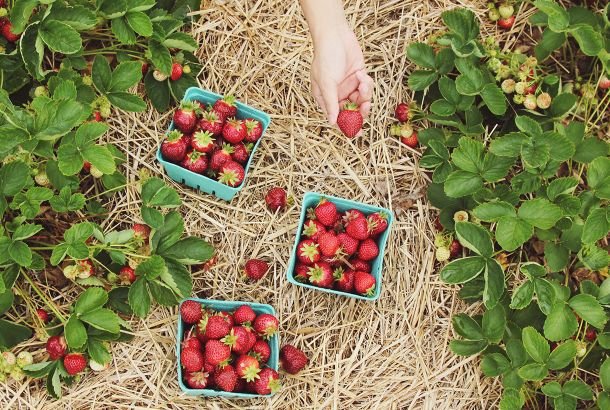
180,150,208,174
250,368,281,395
314,199,338,227
337,100,363,138
223,326,254,355
204,339,232,367
354,271,376,296
250,340,271,363
245,119,263,142
213,95,238,121
280,345,308,375
191,130,215,153
218,161,245,187
297,239,320,265
235,355,261,382
210,144,234,171
308,261,334,288
64,353,87,376
199,111,224,136
173,101,199,133
334,267,355,293
161,130,188,163
222,119,247,144
302,219,325,241
253,313,279,339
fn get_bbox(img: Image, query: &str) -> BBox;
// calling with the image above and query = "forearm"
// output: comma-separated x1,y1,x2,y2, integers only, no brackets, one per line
300,0,349,46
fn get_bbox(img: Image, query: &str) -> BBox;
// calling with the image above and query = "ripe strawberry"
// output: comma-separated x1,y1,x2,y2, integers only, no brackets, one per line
315,199,339,227
180,150,209,174
394,103,410,122
191,131,215,153
233,305,256,325
244,259,269,281
317,232,341,257
219,311,235,328
449,239,462,259
1,21,20,42
345,216,369,240
358,238,379,261
234,377,247,393
170,63,183,81
250,340,271,363
253,314,279,339
209,144,234,171
343,209,366,224
173,101,199,133
235,355,261,382
297,239,320,265
244,119,263,142
198,111,224,137
37,308,50,323
204,340,232,366
181,347,204,372
349,258,371,272
231,142,251,164
132,223,150,240
182,336,202,351
308,261,334,288
200,315,231,339
337,101,363,138
354,271,376,296
141,62,149,75
497,15,515,29
599,76,610,90
76,259,95,279
586,328,597,342
334,268,355,292
401,130,418,148
92,111,103,122
222,119,247,144
213,95,237,121
119,266,136,284
214,365,238,392
219,160,245,187
368,212,389,237
434,216,444,231
82,161,91,173
265,187,287,211
251,368,281,395
222,326,252,355
279,345,308,375
64,353,87,376
161,130,188,162
180,300,203,325
337,233,359,256
302,219,325,241
46,335,67,360
185,370,210,389
294,263,311,282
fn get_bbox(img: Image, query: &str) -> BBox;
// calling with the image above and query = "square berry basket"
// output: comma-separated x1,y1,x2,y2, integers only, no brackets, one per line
176,297,280,398
286,192,394,301
156,87,271,201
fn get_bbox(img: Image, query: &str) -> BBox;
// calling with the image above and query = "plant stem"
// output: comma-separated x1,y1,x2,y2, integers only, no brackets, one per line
20,269,67,324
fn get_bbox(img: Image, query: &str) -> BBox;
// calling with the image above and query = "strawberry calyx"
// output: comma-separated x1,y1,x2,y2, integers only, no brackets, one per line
221,143,235,155
166,130,183,142
241,364,261,382
222,95,236,106
299,242,319,262
342,100,358,111
333,266,345,281
219,169,240,186
193,130,214,145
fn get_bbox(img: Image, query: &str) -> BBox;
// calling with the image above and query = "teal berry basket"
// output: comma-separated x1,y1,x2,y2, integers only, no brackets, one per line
176,297,280,398
286,192,394,301
156,87,271,201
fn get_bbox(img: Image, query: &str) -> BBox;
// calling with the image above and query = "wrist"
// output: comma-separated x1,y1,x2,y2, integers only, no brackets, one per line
311,22,350,49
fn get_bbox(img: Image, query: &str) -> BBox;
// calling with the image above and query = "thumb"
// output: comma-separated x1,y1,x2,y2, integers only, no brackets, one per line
320,81,339,125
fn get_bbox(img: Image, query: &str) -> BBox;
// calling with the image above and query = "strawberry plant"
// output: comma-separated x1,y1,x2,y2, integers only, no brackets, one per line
407,5,610,409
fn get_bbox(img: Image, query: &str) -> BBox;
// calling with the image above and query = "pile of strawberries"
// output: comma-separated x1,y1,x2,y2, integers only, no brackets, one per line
292,198,388,297
179,300,307,395
389,103,418,148
160,96,264,187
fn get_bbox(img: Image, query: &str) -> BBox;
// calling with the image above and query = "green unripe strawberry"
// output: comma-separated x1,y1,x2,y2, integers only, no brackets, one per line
498,3,514,19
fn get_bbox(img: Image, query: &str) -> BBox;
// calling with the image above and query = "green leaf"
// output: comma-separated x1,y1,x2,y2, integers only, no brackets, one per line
542,381,563,398
573,138,609,163
449,339,488,356
482,304,505,343
158,237,214,265
46,4,97,30
534,0,569,31
128,277,151,318
109,61,142,92
39,20,82,54
518,199,563,230
451,138,484,174
151,211,184,253
538,132,575,162
82,145,116,175
0,161,30,196
547,340,576,370
408,70,438,91
521,139,550,168
561,380,592,400
141,177,181,207
57,143,83,176
9,0,39,33
64,316,87,349
444,170,482,198
50,187,86,213
522,326,550,363
126,11,153,37
442,9,478,40
480,83,507,115
107,92,147,112
515,116,543,137
0,319,32,349
112,17,137,44
547,177,578,201
439,256,486,284
535,29,567,61
472,201,515,222
579,244,610,271
455,221,493,257
99,0,127,18
484,259,505,309
481,154,514,182
570,25,603,56
452,314,484,340
87,339,111,366
518,363,548,381
601,358,610,391
148,281,179,306
544,303,578,341
599,392,610,410
159,257,192,299
13,223,42,241
429,100,456,116
406,43,436,69
20,23,45,81
569,294,607,329
588,157,610,199
510,280,534,310
141,206,164,229
149,39,172,75
80,308,120,334
549,93,577,118
9,241,32,266
495,216,533,252
75,287,108,315
481,353,511,376
162,32,197,51
92,55,112,93
136,255,167,280
144,71,170,111
582,208,609,243
64,222,94,243
544,243,569,272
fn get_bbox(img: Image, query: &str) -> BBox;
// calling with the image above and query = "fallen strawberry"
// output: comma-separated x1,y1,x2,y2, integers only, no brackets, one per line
280,345,308,375
251,368,280,395
244,259,269,281
213,95,237,121
265,187,287,211
337,101,363,138
170,63,183,81
244,119,263,142
46,335,67,360
173,101,198,133
64,353,87,376
180,300,203,324
218,160,245,187
161,130,188,162
253,313,279,339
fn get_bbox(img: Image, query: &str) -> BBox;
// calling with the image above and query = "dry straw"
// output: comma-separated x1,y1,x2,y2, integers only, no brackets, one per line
0,0,538,408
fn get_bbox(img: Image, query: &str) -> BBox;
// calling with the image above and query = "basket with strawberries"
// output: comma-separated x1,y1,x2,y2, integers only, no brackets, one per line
287,193,394,300
157,87,270,201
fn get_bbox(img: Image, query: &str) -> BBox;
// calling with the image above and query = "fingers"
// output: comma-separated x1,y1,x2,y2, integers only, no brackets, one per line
320,80,340,125
311,80,328,117
356,70,374,103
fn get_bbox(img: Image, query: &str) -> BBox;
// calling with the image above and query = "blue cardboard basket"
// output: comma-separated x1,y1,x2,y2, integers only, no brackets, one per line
286,192,394,301
157,87,271,201
176,297,280,398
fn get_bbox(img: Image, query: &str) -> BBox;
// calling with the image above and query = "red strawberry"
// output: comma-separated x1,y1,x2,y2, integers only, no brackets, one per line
235,355,261,381
222,326,252,355
265,187,287,211
497,15,515,29
82,161,91,173
182,336,202,351
434,216,444,231
173,101,199,133
233,305,256,325
63,353,87,376
213,96,237,121
345,216,369,240
199,111,224,136
93,111,103,122
76,259,95,278
250,340,271,363
297,239,321,265
343,209,365,223
209,144,234,171
222,119,247,144
336,101,363,138
586,328,597,342
294,263,311,282
180,150,209,174
214,365,238,392
599,76,610,90
161,130,188,162
37,308,50,323
244,259,269,281
234,377,247,393
395,103,410,123
302,219,325,242
317,232,341,257
219,160,245,187
337,233,359,256
308,261,334,288
354,271,376,296
170,63,183,81
449,239,462,259
185,371,210,389
219,311,235,328
401,130,418,148
191,131,215,153
180,300,203,325
251,368,280,395
133,223,150,240
244,119,263,143
279,345,308,375
118,266,136,284
315,199,338,227
181,347,204,372
1,21,20,42
368,212,389,236
334,268,355,292
253,314,279,339
349,258,371,272
231,142,251,164
141,62,149,75
46,335,67,360
358,238,379,261
200,315,232,339
204,340,231,366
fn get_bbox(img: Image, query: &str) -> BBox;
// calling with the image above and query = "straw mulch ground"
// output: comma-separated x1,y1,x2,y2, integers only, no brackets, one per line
1,0,513,408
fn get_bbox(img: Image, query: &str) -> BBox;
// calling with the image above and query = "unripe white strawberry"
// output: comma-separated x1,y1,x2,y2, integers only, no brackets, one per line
153,69,168,81
536,93,552,109
498,4,514,19
496,65,510,79
82,75,93,86
89,359,110,372
90,165,103,178
501,79,516,93
454,211,469,223
523,94,537,110
487,58,501,72
0,8,7,17
488,8,500,22
34,172,50,187
434,233,451,248
576,341,587,357
599,76,610,90
515,82,526,95
16,352,33,368
34,86,48,98
513,94,525,104
63,264,79,280
436,247,451,262
183,65,191,74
